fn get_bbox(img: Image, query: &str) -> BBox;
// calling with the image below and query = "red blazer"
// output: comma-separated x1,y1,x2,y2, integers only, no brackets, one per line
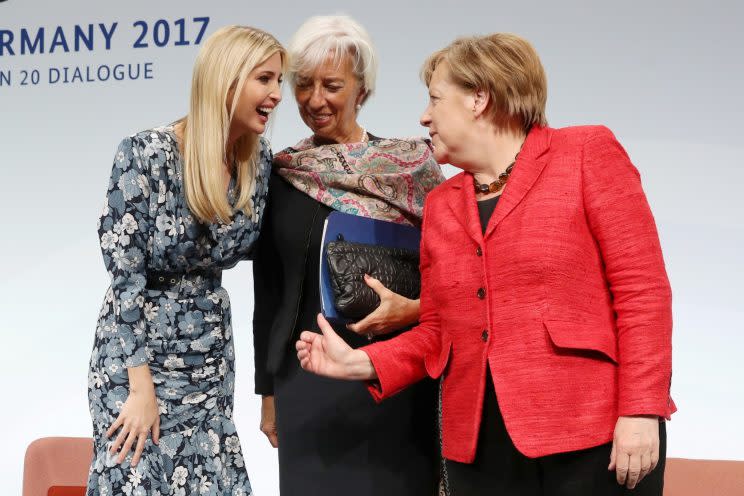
363,125,675,462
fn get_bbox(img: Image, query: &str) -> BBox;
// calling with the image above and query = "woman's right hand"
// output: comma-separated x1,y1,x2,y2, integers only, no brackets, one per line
260,396,279,448
296,313,377,381
106,384,160,467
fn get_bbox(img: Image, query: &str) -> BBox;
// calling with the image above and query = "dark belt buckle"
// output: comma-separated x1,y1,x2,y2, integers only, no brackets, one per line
146,270,182,292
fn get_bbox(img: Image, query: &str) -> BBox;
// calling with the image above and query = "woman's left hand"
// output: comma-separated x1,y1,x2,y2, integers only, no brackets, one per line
608,415,660,489
346,274,420,337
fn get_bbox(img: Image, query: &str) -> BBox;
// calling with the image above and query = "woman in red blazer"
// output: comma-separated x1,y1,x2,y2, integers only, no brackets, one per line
296,33,674,496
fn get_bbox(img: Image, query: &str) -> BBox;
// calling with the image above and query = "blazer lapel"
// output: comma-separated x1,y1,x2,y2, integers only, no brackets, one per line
483,126,553,239
446,173,483,244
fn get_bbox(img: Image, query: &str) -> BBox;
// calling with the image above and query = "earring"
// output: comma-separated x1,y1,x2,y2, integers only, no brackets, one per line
355,104,362,111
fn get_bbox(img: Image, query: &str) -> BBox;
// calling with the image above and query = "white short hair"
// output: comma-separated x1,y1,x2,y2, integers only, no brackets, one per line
288,15,378,104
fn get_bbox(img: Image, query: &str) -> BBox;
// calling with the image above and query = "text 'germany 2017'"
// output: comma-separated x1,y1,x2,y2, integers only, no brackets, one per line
0,17,210,88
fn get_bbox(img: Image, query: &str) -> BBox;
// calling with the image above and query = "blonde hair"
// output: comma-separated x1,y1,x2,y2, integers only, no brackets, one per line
422,33,547,130
181,25,286,224
288,15,377,105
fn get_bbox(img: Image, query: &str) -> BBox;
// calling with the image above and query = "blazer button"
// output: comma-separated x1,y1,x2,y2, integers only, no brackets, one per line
481,329,489,342
477,287,486,299
476,246,482,257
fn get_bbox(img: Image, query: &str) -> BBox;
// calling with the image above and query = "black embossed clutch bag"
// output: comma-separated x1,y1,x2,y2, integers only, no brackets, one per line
326,239,421,320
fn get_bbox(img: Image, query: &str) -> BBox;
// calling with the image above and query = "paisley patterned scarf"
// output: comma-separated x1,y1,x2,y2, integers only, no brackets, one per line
273,135,445,226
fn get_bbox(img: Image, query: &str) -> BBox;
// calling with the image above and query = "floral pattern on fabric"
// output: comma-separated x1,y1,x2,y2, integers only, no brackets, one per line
87,126,270,496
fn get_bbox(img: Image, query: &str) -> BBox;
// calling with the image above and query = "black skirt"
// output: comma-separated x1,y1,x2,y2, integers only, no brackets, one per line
273,323,439,496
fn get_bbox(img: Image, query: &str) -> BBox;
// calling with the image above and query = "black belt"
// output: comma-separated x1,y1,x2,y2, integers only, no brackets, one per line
145,269,219,292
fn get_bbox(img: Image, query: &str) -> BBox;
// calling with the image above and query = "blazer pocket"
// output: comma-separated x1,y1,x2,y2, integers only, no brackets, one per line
543,319,618,364
424,336,452,379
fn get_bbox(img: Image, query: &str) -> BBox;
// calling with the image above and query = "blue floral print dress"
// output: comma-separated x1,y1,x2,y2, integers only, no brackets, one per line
86,126,269,496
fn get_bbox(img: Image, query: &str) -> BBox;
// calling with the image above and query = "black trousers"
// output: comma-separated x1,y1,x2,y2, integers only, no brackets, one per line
445,373,666,496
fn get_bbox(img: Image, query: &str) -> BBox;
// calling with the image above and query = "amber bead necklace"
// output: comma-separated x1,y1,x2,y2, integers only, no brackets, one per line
473,158,517,195
473,136,526,195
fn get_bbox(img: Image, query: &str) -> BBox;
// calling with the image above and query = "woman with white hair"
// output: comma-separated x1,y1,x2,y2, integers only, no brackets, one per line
252,15,444,496
86,26,285,495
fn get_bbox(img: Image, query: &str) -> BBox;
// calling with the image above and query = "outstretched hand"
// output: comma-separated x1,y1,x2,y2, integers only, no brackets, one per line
296,314,377,381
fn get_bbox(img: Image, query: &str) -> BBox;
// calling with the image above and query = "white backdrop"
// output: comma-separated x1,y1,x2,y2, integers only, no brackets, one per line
1,1,742,494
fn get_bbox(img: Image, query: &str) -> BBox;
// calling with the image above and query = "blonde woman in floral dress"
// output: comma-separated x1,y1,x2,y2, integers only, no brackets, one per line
86,26,285,495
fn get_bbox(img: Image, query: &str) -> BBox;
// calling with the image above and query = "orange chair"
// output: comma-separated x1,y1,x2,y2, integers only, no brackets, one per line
23,437,93,496
664,457,744,496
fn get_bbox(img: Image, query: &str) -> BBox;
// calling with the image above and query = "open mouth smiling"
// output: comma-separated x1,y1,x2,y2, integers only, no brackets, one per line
257,106,274,118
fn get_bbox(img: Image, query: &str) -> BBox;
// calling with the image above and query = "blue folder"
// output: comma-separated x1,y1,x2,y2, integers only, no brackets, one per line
320,211,422,325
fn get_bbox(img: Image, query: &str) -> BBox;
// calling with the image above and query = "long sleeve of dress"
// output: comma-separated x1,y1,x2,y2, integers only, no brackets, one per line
97,136,152,368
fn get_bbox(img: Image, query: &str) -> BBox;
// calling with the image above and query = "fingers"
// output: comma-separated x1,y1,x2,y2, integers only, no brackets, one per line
296,338,313,369
614,448,650,489
268,431,279,448
106,416,123,439
105,389,160,466
317,313,344,345
638,452,652,485
109,423,128,455
650,444,660,472
152,416,160,445
117,430,138,464
108,417,153,465
296,332,317,362
316,313,334,336
296,333,319,350
347,313,376,334
625,453,642,489
131,434,147,466
260,424,279,448
615,453,630,486
346,275,390,334
363,274,390,297
612,416,661,487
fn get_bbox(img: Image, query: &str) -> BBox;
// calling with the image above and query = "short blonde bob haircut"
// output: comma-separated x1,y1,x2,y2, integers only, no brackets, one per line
422,33,548,130
181,25,286,224
287,15,377,105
